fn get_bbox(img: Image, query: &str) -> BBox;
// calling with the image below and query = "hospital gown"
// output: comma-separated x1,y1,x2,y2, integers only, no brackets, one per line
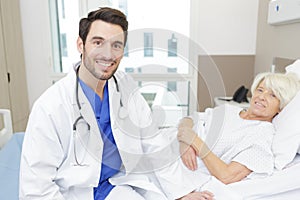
156,105,275,199
193,104,275,177
142,104,275,199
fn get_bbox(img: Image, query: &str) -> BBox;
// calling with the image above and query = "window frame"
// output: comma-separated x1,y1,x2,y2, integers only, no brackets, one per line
48,0,198,114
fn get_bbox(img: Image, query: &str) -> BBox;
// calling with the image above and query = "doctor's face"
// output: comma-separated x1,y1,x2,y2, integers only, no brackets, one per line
78,20,125,80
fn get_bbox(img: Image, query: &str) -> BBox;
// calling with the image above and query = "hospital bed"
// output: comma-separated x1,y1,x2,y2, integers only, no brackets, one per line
1,118,300,200
197,59,300,199
0,109,22,200
1,59,300,199
1,91,300,200
0,109,13,149
157,123,300,200
2,112,300,200
198,59,300,199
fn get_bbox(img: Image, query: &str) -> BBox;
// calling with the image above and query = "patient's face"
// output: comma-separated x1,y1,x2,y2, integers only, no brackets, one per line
249,81,280,122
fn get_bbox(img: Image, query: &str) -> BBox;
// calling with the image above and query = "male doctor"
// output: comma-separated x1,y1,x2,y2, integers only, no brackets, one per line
19,7,163,200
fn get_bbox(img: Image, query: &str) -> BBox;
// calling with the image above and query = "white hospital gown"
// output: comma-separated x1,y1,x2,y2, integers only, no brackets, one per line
193,104,275,177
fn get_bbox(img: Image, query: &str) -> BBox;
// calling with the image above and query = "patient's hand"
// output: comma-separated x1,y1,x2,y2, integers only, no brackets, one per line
177,127,198,146
178,117,194,128
179,190,214,200
180,142,198,171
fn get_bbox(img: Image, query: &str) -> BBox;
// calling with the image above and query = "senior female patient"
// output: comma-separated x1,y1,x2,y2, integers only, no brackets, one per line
177,72,300,199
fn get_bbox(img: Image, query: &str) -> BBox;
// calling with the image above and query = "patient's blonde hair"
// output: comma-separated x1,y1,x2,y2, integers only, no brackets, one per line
251,72,300,110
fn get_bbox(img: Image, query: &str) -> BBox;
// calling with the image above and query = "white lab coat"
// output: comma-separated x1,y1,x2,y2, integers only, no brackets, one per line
19,65,166,200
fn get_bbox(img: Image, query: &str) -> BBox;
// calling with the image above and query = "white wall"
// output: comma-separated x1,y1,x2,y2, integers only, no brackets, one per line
255,0,300,73
191,0,259,55
20,0,54,108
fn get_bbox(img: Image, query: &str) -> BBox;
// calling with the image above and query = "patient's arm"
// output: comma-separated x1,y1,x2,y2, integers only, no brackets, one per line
201,152,251,184
178,127,252,184
178,117,198,170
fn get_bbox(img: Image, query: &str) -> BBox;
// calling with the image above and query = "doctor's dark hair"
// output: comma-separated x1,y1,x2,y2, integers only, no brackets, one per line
79,7,128,45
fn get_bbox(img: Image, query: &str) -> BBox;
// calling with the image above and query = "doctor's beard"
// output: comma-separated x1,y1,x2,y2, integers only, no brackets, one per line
82,47,121,81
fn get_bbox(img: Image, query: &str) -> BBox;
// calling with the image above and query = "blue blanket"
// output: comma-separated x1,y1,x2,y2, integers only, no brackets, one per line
0,132,24,200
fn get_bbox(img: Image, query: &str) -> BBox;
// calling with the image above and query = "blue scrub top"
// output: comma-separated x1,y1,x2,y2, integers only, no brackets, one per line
79,79,122,200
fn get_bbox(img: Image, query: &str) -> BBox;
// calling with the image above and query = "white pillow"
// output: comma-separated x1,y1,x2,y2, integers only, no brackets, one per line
285,59,300,78
272,90,300,170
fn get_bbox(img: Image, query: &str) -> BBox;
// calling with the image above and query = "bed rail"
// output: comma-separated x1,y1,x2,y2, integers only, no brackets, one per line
0,109,13,149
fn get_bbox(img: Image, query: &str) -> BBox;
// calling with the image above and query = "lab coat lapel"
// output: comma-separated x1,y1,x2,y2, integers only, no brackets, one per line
108,77,144,173
74,83,103,162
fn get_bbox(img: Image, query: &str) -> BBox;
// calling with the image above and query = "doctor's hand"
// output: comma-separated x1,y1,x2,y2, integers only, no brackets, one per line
179,190,214,200
179,142,198,171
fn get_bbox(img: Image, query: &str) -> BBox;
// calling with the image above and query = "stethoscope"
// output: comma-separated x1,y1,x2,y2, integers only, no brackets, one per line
72,66,128,166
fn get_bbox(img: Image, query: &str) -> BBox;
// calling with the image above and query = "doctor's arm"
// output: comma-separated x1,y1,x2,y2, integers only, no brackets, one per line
177,127,251,184
19,104,65,199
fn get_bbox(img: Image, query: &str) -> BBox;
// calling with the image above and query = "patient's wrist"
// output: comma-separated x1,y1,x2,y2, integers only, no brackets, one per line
192,137,210,158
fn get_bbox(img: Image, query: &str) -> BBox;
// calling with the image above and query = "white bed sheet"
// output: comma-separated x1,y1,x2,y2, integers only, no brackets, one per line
227,154,300,199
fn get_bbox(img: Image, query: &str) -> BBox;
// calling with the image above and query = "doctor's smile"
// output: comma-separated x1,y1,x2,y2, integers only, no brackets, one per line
19,7,151,199
13,3,300,200
95,60,116,68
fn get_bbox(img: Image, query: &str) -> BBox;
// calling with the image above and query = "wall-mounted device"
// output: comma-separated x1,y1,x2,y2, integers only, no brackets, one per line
268,0,300,25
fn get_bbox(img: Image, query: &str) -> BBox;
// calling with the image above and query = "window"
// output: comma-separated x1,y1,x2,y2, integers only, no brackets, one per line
61,0,66,18
125,67,134,73
167,81,177,92
144,33,153,57
168,33,177,57
49,0,194,127
49,0,80,73
118,0,128,16
140,92,156,108
139,80,189,127
61,33,68,57
167,67,177,73
167,67,177,91
124,44,129,57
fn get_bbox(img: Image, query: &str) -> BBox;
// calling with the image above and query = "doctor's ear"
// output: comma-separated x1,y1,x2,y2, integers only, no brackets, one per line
77,37,84,54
